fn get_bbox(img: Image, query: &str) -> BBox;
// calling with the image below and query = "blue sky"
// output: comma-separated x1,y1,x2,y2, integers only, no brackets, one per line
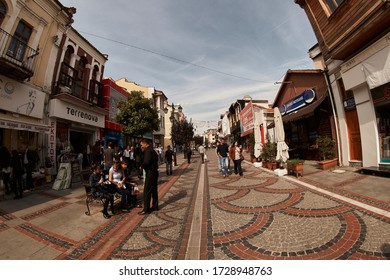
60,0,317,131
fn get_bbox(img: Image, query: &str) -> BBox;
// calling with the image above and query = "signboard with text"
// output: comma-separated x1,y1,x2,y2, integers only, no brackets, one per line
0,74,45,119
240,102,254,137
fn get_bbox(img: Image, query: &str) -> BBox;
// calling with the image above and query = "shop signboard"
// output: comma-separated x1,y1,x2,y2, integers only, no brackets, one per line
0,74,45,119
280,89,316,115
240,101,254,137
49,99,105,128
343,97,356,111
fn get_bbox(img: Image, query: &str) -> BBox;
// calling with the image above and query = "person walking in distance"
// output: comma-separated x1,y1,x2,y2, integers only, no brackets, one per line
198,144,205,164
138,139,159,215
23,144,35,191
134,144,143,178
103,142,114,171
164,145,174,176
215,141,222,171
10,150,23,199
217,138,229,178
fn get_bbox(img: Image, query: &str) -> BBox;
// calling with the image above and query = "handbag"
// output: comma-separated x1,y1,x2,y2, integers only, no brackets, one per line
240,154,245,161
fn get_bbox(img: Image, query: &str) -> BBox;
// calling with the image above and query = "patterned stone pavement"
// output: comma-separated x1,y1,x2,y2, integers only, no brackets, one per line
0,151,389,260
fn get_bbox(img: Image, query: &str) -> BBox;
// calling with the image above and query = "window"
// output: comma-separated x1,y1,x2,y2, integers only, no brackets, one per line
7,21,32,61
0,1,6,26
322,0,345,15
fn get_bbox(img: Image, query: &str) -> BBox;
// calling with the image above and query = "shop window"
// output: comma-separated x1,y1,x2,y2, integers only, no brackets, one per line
320,0,345,16
6,21,32,61
0,1,6,26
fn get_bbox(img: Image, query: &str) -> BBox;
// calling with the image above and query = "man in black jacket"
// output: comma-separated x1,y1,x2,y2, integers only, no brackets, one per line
138,139,159,215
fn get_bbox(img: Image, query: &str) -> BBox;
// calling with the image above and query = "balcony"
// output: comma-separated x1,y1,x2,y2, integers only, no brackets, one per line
54,63,104,108
0,28,39,80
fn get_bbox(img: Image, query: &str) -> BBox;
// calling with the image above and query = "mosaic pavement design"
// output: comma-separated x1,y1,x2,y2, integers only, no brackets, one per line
207,157,390,260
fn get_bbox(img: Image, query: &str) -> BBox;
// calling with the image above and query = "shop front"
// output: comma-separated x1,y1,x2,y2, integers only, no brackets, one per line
0,74,49,165
48,99,105,170
340,32,390,168
272,70,335,161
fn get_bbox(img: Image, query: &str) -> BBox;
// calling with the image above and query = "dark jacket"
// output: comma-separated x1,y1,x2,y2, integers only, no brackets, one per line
141,145,158,172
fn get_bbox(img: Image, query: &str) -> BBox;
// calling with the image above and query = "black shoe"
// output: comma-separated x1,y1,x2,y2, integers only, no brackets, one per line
150,207,159,212
138,210,151,215
102,212,111,219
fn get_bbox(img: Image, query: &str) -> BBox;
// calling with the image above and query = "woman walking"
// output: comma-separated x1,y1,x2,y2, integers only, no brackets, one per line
230,141,243,176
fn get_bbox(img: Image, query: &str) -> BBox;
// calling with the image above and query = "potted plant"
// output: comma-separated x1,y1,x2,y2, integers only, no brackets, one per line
248,133,257,163
317,136,338,170
287,159,305,177
261,133,277,169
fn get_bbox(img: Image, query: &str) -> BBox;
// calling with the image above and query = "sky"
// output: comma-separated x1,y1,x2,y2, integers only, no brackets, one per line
59,0,317,132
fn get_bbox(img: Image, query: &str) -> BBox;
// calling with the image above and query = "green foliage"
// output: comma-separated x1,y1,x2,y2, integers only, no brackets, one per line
116,91,160,137
171,119,194,146
286,159,305,165
261,133,277,162
317,136,336,160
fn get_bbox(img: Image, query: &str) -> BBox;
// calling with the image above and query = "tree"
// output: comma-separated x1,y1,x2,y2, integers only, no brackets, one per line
171,119,194,146
116,91,160,137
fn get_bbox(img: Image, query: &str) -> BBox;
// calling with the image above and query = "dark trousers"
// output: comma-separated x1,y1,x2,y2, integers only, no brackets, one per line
143,170,158,211
25,164,33,190
233,159,243,175
136,161,142,176
12,172,23,197
3,172,12,193
116,187,131,209
103,194,114,214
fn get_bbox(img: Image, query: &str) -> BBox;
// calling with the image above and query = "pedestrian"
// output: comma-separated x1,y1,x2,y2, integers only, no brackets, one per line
230,141,243,176
128,146,136,174
198,144,205,163
164,145,174,175
134,144,143,178
217,138,229,178
215,141,222,171
173,145,178,166
10,150,23,199
121,161,139,208
123,145,130,165
138,138,159,215
186,145,192,163
23,144,35,191
91,141,102,165
103,142,114,171
0,146,13,195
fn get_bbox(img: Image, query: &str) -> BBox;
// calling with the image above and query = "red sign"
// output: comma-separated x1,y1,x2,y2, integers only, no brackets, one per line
240,102,254,137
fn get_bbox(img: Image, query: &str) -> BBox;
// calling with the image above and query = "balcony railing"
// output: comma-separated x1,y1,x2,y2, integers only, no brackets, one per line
55,63,104,107
0,28,39,80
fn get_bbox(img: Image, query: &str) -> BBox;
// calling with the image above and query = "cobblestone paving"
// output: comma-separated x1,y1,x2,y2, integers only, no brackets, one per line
0,152,389,260
207,154,390,260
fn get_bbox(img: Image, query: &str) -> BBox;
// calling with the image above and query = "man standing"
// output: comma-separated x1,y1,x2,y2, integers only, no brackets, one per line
164,145,174,176
103,142,114,171
139,138,159,215
216,138,229,178
23,144,35,191
198,144,205,163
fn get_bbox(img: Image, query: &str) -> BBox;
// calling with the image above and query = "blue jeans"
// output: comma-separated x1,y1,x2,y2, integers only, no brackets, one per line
219,157,228,176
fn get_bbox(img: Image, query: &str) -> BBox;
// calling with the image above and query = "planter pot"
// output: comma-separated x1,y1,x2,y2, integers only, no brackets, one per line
269,162,277,170
287,163,304,177
318,158,338,170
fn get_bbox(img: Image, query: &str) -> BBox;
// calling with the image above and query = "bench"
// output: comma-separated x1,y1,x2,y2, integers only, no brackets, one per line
83,183,122,216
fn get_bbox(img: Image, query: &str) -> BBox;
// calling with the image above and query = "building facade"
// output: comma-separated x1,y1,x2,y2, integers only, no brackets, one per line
48,26,107,169
0,0,74,167
272,69,336,160
295,0,390,168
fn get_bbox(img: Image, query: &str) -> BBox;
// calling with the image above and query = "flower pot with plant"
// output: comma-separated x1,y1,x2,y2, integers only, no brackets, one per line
248,133,257,162
261,133,277,169
317,136,338,170
287,159,305,177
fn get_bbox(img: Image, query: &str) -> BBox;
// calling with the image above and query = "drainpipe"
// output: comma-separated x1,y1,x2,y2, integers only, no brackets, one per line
323,69,342,166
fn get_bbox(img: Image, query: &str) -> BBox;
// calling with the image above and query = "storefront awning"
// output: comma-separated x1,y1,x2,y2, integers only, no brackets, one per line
282,95,327,123
0,115,50,133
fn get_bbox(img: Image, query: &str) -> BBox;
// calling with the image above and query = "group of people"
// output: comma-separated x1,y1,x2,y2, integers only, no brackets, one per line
0,145,38,200
216,139,244,178
89,138,159,219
